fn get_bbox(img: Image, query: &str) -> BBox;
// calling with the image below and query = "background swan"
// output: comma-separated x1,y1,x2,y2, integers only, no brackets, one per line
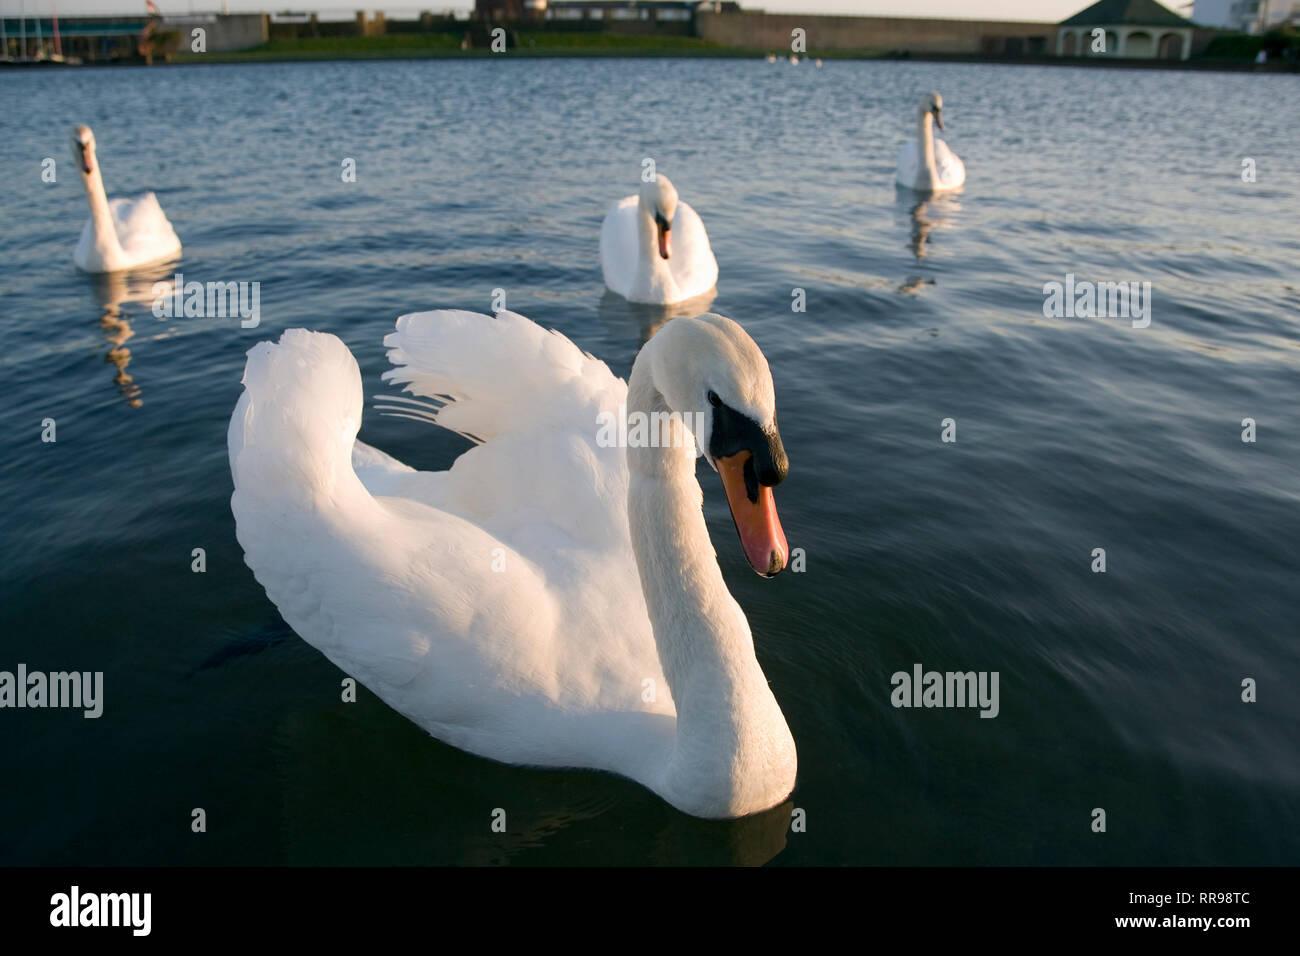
229,309,797,819
72,125,181,273
600,175,718,305
896,92,966,194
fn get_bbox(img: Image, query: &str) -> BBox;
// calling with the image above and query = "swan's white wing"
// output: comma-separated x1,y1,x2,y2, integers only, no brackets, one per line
599,196,639,300
73,220,98,272
933,139,966,190
896,139,964,192
383,309,622,445
896,141,921,189
668,201,718,301
110,193,182,265
381,309,631,553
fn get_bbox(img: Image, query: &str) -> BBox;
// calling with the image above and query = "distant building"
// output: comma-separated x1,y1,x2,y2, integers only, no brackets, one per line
0,11,266,61
475,0,563,19
1,13,147,61
474,0,528,20
1057,0,1194,59
1239,0,1300,32
1192,0,1300,31
475,0,738,25
546,1,704,23
1223,0,1269,31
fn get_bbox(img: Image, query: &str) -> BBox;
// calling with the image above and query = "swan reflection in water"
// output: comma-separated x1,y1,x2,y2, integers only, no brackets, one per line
901,191,962,263
86,262,178,408
597,285,719,356
275,702,796,865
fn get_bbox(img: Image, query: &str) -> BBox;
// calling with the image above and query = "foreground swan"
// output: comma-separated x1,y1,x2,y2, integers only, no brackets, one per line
229,310,797,819
896,92,966,193
600,175,718,305
71,125,181,273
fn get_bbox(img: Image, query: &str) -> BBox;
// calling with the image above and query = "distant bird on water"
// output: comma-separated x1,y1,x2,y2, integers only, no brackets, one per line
895,92,966,194
71,125,181,273
600,174,718,305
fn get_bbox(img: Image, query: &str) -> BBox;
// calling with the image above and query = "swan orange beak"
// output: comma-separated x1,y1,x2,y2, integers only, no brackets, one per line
933,108,944,131
655,213,671,260
717,450,788,577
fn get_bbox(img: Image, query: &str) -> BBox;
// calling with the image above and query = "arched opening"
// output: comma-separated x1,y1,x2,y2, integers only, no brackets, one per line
1085,29,1116,55
1158,32,1183,59
1126,31,1154,57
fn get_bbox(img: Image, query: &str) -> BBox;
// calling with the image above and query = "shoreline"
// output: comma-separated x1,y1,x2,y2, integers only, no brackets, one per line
6,50,1288,74
4,31,1294,73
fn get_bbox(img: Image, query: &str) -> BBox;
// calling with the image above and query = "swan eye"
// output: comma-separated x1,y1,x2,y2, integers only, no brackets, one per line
707,390,722,408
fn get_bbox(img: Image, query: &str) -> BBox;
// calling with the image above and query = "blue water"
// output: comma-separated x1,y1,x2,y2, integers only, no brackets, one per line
1,58,1297,865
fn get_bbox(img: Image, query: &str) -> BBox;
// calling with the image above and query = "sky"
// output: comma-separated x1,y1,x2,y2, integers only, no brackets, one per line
6,0,1165,25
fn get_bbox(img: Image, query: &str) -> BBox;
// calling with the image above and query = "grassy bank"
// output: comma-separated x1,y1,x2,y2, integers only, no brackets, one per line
1202,28,1300,61
166,29,1299,69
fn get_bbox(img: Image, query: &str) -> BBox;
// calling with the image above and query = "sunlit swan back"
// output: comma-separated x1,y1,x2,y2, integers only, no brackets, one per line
896,92,966,193
71,125,181,273
600,175,718,305
228,310,796,819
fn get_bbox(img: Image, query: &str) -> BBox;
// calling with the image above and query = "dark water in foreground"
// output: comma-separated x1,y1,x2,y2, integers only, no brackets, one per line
1,58,1297,865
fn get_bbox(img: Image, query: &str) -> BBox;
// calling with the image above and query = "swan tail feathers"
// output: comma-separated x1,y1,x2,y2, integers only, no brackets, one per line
229,330,441,692
382,309,624,444
229,329,367,505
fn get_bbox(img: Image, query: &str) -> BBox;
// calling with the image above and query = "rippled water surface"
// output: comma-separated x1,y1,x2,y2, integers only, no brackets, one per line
2,58,1298,865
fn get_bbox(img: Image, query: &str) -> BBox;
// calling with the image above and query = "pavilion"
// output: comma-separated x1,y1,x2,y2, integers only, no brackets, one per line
1057,0,1195,60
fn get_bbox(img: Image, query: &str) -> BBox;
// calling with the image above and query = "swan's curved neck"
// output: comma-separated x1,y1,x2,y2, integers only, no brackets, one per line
635,198,670,293
917,110,939,190
80,157,123,262
625,348,795,815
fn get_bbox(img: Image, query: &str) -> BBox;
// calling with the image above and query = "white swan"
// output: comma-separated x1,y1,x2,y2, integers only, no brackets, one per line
600,175,718,305
895,92,966,194
72,125,181,273
228,309,797,819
